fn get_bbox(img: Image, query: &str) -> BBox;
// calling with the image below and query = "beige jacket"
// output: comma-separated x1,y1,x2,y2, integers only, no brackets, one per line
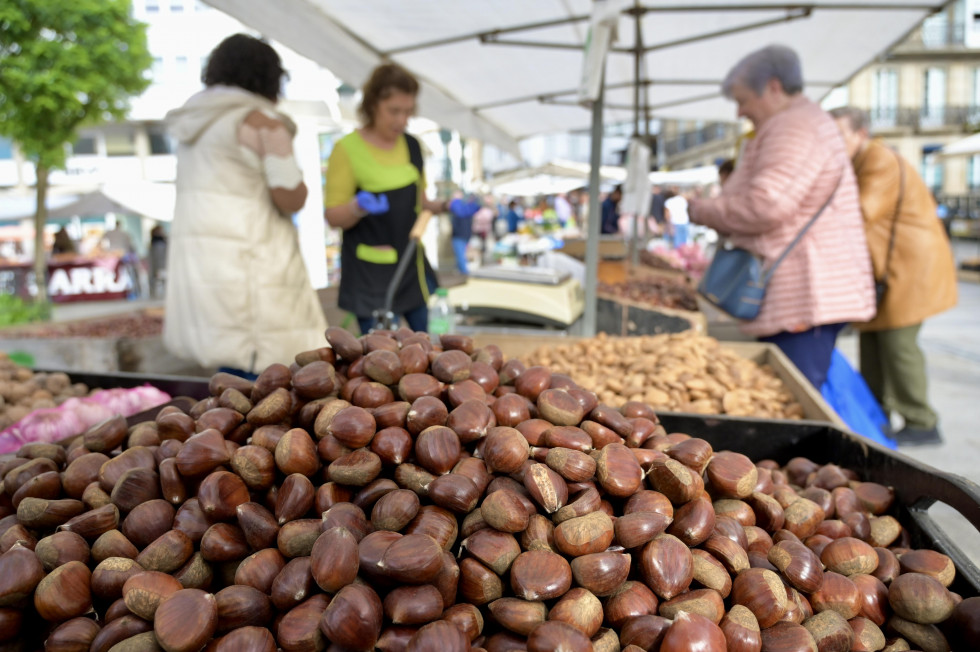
852,139,957,331
164,86,326,372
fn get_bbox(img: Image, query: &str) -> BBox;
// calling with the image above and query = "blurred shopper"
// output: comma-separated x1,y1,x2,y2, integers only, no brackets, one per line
165,34,326,376
449,193,481,275
51,226,76,256
600,184,622,234
689,44,875,390
718,159,735,186
102,220,141,299
148,225,167,299
505,200,522,233
649,185,666,230
324,62,446,334
664,186,691,248
831,106,958,445
473,197,496,257
101,221,135,254
554,192,572,228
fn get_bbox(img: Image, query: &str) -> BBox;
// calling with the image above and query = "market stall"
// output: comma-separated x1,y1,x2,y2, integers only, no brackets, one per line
208,0,949,337
0,328,978,651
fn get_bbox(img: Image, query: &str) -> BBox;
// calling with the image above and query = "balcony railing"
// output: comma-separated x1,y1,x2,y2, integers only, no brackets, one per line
895,20,967,50
921,20,966,48
869,105,980,131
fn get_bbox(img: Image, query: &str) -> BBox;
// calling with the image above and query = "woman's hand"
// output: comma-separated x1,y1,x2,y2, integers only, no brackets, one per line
356,191,390,215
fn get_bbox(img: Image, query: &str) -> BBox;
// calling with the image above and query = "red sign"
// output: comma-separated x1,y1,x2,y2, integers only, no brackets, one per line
0,256,136,303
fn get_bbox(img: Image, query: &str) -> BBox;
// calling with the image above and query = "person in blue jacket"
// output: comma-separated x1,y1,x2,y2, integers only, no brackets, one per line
449,193,481,274
600,185,622,234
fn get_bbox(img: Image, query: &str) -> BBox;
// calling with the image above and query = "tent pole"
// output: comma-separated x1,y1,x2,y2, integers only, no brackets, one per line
628,1,641,268
583,80,604,338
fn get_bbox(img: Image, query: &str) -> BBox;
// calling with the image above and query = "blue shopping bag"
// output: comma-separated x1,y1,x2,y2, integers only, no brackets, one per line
820,349,896,449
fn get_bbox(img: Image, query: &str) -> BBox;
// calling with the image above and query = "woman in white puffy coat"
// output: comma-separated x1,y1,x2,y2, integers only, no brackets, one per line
164,34,326,376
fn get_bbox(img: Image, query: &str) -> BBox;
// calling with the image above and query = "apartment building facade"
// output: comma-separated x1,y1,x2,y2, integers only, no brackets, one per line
660,0,980,221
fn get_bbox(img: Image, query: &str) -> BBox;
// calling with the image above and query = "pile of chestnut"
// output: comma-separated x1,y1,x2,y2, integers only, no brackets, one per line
0,326,977,652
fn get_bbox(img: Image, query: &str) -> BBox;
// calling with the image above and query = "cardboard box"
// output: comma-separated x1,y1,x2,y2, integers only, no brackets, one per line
469,332,844,428
558,238,627,260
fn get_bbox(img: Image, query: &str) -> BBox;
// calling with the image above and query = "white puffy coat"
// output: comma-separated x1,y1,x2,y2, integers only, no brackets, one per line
164,87,326,372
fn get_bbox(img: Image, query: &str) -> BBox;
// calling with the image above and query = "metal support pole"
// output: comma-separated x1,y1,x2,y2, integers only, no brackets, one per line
629,3,642,267
628,3,641,267
583,82,604,338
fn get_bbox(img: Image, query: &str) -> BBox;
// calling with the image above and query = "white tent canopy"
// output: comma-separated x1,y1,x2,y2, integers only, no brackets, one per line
486,159,626,196
485,159,719,195
940,132,980,158
207,0,948,158
0,182,176,223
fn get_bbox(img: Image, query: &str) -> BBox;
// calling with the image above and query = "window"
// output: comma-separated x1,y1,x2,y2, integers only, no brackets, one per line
871,68,898,128
71,135,97,156
922,148,944,192
147,126,175,155
145,0,159,12
969,155,980,190
921,10,950,47
104,128,136,157
175,56,189,77
972,68,980,122
151,57,164,80
170,0,183,12
0,136,13,160
922,67,947,127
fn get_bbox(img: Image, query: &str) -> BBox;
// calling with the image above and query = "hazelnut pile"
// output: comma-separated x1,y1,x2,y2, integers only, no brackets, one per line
597,278,700,312
0,356,87,430
0,327,976,652
521,331,805,419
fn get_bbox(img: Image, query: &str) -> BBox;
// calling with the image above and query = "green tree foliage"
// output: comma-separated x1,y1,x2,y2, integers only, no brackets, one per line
0,0,151,303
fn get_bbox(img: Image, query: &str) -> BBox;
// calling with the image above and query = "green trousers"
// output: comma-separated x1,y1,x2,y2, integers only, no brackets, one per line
859,323,938,429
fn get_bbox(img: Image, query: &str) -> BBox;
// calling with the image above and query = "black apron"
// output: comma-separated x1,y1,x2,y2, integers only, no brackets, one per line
338,134,435,318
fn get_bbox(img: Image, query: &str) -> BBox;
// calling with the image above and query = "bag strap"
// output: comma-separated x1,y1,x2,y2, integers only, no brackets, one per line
405,133,423,174
763,165,844,283
879,148,905,286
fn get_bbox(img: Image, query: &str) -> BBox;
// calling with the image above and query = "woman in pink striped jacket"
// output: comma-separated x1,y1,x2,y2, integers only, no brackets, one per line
689,45,876,390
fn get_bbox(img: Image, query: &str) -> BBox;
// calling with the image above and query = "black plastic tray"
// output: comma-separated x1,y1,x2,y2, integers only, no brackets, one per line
41,368,211,401
39,369,980,596
659,412,980,598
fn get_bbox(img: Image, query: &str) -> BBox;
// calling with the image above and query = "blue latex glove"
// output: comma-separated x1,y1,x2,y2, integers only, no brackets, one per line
356,191,389,215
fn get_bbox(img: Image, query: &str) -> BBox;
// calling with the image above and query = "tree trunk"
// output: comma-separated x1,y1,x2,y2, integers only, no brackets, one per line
33,164,50,305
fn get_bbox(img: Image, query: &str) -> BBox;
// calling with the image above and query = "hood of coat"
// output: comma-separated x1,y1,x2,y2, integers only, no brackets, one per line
166,85,296,145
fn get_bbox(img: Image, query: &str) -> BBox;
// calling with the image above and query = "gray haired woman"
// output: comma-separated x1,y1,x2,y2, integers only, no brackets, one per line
688,44,876,390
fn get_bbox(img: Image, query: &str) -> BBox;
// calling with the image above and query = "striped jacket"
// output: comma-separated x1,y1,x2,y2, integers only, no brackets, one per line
691,95,876,337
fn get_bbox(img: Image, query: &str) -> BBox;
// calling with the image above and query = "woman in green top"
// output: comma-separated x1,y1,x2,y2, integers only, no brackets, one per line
324,63,447,334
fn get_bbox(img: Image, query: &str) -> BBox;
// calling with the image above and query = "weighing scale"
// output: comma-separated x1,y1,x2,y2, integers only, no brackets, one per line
446,265,584,328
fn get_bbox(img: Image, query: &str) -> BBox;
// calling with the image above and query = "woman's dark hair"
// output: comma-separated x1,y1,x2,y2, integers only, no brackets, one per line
203,34,286,102
358,63,419,127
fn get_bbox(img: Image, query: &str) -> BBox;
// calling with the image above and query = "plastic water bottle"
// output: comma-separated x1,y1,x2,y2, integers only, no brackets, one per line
428,288,454,336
